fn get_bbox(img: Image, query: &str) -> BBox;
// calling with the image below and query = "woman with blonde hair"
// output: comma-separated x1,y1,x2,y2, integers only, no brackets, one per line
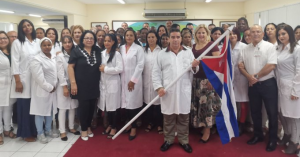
71,25,84,46
190,24,221,143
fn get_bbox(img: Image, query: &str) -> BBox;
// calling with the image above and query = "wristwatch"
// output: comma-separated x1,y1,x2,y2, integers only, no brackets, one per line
254,74,259,79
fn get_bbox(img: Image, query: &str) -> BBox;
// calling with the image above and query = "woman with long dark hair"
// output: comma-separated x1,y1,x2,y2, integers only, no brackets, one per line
120,29,144,141
0,31,17,145
56,36,80,141
264,23,277,45
210,27,224,51
11,19,39,142
68,31,101,141
99,34,123,138
46,28,61,56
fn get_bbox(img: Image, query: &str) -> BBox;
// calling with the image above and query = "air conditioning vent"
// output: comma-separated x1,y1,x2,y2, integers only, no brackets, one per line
144,9,186,18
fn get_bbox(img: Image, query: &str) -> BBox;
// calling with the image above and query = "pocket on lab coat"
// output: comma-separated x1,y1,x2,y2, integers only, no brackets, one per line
107,80,118,93
0,77,7,89
279,79,292,98
36,85,50,97
182,79,192,98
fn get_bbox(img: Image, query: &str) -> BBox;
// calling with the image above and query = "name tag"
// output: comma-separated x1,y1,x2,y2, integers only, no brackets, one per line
254,50,262,57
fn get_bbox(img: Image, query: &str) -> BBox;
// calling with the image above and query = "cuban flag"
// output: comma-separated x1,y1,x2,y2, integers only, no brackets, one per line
201,33,239,144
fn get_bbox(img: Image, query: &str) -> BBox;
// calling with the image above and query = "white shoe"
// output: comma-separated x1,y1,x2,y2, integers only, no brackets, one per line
88,133,94,138
81,136,88,141
37,134,48,144
45,130,59,138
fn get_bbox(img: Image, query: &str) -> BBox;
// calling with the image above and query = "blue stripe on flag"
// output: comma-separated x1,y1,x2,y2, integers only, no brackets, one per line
201,62,223,97
227,41,233,78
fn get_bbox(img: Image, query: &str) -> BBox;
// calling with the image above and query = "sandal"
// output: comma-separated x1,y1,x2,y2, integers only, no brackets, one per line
107,129,117,139
0,133,3,145
102,126,111,135
4,130,17,139
145,123,155,132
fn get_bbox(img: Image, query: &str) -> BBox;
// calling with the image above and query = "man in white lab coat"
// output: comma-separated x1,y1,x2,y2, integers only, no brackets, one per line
152,28,199,153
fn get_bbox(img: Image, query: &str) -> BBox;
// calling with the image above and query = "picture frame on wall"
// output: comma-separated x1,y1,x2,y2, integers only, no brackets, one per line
219,21,237,28
91,22,107,28
112,19,213,31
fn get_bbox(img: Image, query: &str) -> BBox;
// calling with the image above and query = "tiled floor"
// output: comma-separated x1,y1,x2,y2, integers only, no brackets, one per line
0,124,80,157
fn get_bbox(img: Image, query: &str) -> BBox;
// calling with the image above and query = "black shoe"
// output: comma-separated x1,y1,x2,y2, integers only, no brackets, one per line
61,136,68,141
266,141,277,152
199,138,209,143
247,136,263,145
70,131,80,135
123,128,131,134
129,134,136,141
160,141,173,152
179,143,192,153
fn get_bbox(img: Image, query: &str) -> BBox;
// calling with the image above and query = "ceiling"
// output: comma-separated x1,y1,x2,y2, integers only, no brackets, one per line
0,0,64,16
77,0,246,4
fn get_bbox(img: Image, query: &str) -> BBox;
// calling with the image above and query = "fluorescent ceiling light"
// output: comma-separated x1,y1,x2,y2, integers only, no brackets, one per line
0,9,14,14
205,0,212,2
29,14,41,17
118,0,125,4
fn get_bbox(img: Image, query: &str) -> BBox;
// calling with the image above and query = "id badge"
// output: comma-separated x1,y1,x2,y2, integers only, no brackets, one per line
254,50,262,57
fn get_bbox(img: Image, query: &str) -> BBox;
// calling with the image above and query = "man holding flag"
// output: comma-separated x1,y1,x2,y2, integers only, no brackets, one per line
152,28,199,153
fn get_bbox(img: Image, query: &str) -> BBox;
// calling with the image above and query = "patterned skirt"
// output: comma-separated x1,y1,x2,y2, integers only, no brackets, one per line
190,78,221,128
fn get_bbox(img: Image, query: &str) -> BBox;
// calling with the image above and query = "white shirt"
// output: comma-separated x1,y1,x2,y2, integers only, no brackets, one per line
98,50,123,111
276,44,300,118
10,38,40,98
30,52,57,116
120,43,145,109
0,51,16,106
239,40,277,81
50,42,62,56
143,45,161,105
56,51,78,109
152,47,199,115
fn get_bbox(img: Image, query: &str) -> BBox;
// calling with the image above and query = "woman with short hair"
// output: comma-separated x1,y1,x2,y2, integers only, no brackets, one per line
68,30,101,141
264,23,277,45
36,27,45,39
71,25,84,46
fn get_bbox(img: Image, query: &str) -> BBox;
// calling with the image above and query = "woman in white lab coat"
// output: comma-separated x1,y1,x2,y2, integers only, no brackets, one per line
275,24,300,154
142,31,163,134
46,28,61,56
120,29,144,141
0,31,17,145
11,19,40,142
99,34,123,138
56,36,79,141
229,27,248,135
30,37,59,144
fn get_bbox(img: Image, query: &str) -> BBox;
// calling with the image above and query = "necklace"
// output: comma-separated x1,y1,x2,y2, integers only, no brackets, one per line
79,47,97,66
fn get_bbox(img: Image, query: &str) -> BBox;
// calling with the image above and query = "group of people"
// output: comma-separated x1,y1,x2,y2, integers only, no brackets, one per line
0,17,299,155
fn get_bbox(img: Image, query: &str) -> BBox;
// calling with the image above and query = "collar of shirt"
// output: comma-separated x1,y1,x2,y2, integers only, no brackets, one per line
40,51,55,59
147,45,161,51
278,43,291,52
250,39,264,48
165,45,186,53
63,50,70,57
25,36,37,44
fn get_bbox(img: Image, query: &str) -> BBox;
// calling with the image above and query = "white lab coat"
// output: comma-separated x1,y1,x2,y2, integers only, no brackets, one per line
143,45,161,105
98,50,123,111
231,41,249,102
0,51,16,106
276,44,300,118
29,51,58,116
152,48,199,115
10,38,40,98
56,51,78,109
120,43,145,109
50,42,62,56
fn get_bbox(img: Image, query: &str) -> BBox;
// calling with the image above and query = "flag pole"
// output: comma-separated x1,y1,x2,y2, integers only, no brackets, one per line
112,26,234,140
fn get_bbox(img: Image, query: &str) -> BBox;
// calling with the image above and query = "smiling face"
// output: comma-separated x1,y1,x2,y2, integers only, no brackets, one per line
96,31,105,45
46,29,56,44
73,28,82,42
41,40,52,56
125,31,135,45
229,31,238,44
161,36,169,48
36,29,45,39
158,27,166,37
244,29,252,44
62,29,71,38
277,29,290,46
250,25,263,44
196,28,208,43
147,33,157,46
140,29,148,40
238,19,247,32
182,33,191,46
22,21,33,36
103,25,109,34
0,33,9,50
83,33,95,48
104,36,115,50
211,30,222,41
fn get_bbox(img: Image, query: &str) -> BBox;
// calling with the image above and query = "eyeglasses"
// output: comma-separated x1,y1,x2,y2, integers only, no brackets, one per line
0,37,8,40
84,38,94,41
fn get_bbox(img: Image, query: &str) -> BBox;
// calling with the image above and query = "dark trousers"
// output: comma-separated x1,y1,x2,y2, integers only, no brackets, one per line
12,102,17,124
145,104,163,127
16,98,36,138
78,99,97,131
127,108,140,128
248,78,278,142
107,111,117,129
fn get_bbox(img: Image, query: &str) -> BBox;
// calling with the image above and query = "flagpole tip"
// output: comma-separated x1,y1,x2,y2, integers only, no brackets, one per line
228,26,234,31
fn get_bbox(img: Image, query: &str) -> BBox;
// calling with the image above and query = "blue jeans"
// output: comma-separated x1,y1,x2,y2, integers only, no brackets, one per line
35,114,53,135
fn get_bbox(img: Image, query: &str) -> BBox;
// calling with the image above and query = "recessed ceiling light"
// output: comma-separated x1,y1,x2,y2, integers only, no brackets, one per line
0,9,14,14
117,0,125,4
29,14,41,17
205,0,212,3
